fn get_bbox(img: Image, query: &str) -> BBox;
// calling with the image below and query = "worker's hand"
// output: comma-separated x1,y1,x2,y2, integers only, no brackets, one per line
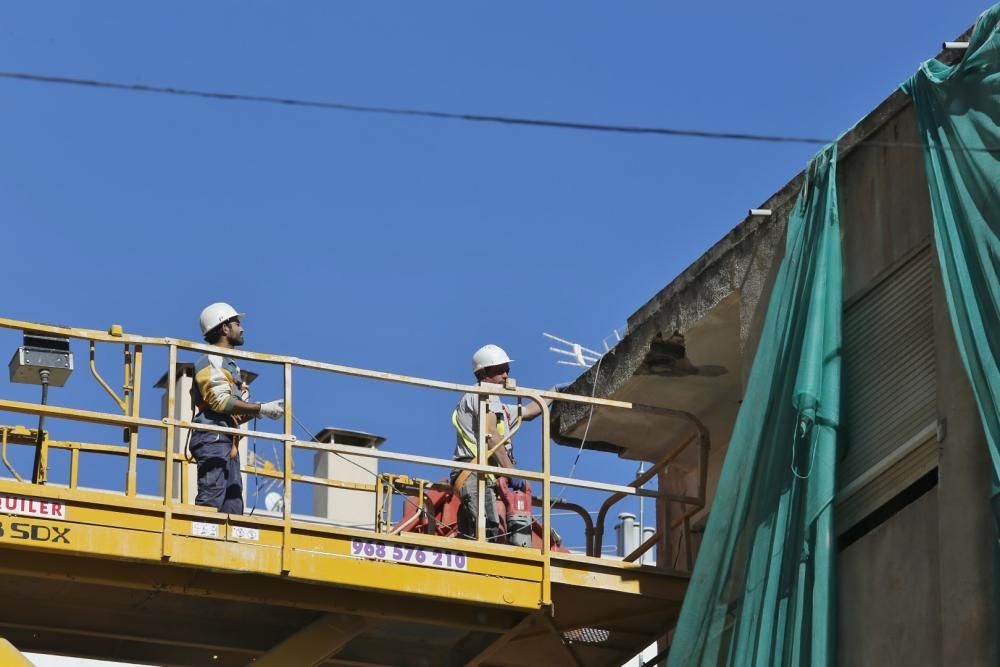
508,477,527,492
240,383,250,401
229,444,239,460
258,399,285,420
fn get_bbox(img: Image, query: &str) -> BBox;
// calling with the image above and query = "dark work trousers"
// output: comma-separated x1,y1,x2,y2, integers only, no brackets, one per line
451,470,499,541
190,430,244,515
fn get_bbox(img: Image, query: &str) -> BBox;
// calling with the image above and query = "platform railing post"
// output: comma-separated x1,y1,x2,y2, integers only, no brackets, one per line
125,344,142,497
281,362,293,574
539,395,552,606
657,469,670,571
162,343,177,559
476,386,487,543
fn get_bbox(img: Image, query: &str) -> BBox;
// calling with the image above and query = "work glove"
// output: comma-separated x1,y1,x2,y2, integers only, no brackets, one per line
508,478,527,492
258,399,285,420
240,384,251,401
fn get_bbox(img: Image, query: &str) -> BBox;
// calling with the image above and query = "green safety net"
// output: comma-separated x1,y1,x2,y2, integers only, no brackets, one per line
902,3,1000,648
667,144,842,667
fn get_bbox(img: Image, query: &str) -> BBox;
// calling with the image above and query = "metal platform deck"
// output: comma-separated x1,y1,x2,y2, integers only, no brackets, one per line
0,481,687,666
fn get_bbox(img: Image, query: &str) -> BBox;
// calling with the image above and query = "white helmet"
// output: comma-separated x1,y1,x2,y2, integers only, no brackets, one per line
471,344,513,374
199,302,245,335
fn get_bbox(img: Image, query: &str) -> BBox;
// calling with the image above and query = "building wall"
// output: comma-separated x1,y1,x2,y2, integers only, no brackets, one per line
837,487,942,665
836,101,995,666
932,247,997,666
676,98,996,664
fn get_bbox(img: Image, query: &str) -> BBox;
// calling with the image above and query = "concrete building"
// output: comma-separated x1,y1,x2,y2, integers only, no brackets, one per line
552,25,997,666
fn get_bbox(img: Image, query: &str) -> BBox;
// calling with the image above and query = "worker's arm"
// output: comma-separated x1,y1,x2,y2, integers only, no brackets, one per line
195,358,263,417
195,356,284,419
520,383,572,421
492,444,514,468
520,399,550,421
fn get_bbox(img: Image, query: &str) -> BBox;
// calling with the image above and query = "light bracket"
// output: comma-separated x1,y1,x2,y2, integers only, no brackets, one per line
9,332,73,387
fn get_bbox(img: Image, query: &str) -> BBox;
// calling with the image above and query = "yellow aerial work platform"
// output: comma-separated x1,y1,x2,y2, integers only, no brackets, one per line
0,317,707,666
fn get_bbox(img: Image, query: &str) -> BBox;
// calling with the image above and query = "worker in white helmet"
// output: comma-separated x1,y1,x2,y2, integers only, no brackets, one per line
450,344,551,541
189,303,285,515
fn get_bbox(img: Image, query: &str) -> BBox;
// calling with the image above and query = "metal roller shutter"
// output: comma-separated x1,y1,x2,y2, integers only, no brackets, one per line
836,245,938,532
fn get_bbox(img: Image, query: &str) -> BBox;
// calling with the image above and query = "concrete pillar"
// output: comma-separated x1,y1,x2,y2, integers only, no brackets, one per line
311,428,384,529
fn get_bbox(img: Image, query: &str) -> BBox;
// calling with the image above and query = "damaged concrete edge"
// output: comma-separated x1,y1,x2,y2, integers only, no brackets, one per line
552,29,972,443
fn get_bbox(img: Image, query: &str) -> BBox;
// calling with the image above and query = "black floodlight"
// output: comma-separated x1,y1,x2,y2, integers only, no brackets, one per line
9,332,74,387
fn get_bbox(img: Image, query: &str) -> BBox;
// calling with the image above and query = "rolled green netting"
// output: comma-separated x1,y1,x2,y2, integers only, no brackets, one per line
903,3,1000,653
668,144,842,667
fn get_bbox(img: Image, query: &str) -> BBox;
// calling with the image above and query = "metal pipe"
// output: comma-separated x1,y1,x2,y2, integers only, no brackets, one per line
536,498,593,555
281,363,293,574
476,386,488,543
125,345,142,496
385,479,395,530
123,345,133,415
538,393,552,606
388,507,422,535
89,342,127,413
162,344,177,559
657,468,670,569
69,446,79,489
484,410,524,459
0,429,23,483
375,475,385,533
0,317,630,410
42,439,166,458
592,429,697,555
0,399,165,430
32,370,50,484
670,502,703,530
623,527,662,563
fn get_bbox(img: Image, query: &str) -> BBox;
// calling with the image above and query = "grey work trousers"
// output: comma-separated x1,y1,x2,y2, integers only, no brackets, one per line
451,470,499,541
190,430,244,515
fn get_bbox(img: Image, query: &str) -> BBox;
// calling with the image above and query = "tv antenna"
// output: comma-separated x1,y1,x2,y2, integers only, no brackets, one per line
544,329,624,368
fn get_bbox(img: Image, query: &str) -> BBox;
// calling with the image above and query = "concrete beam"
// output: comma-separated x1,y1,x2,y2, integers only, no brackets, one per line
252,613,366,667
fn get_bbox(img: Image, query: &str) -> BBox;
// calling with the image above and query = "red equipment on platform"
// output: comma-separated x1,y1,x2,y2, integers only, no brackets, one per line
394,477,567,551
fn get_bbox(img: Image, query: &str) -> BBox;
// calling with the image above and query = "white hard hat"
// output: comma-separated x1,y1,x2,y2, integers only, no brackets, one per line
471,344,513,374
199,302,245,335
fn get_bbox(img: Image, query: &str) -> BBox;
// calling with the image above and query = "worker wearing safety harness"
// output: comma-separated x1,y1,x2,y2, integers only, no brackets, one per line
189,303,285,515
451,344,549,542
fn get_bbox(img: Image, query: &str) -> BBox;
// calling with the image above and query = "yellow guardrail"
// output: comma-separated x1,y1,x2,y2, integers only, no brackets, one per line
0,316,710,602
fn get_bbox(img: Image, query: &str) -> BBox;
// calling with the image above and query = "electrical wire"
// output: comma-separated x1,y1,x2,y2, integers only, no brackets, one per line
550,353,605,507
0,70,992,152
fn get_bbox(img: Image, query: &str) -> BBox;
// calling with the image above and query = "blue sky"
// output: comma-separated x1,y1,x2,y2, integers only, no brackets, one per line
0,2,989,554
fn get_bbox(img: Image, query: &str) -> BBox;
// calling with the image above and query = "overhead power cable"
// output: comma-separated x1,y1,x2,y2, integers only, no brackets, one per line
0,69,982,152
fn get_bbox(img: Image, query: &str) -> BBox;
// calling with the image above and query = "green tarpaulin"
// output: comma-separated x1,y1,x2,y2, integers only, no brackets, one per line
667,145,842,667
903,3,1000,650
